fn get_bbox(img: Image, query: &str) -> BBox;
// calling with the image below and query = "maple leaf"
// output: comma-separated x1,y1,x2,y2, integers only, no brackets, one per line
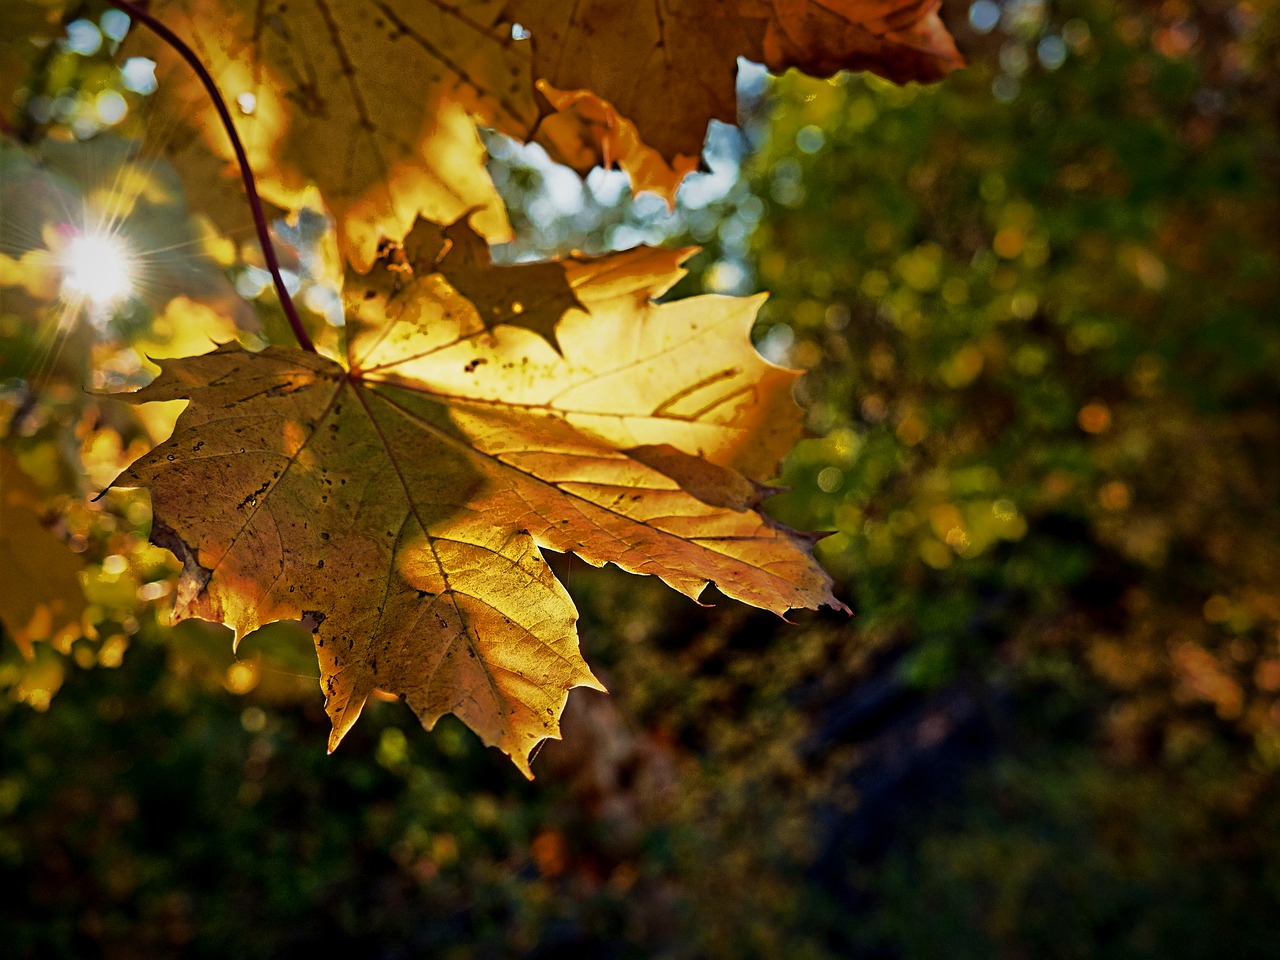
506,0,964,168
128,0,958,264
0,446,86,658
113,221,843,775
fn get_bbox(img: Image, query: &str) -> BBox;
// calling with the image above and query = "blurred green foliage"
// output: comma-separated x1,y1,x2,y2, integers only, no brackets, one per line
3,0,1280,956
757,0,1280,766
744,0,1280,953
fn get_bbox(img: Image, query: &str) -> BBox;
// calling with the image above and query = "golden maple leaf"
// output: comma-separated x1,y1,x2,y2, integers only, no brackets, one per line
113,219,843,775
0,446,86,659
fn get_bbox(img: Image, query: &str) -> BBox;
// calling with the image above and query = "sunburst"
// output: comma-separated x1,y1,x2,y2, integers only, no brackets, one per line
58,226,137,308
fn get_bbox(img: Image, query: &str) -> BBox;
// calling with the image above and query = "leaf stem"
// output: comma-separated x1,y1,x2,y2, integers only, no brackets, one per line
105,0,317,354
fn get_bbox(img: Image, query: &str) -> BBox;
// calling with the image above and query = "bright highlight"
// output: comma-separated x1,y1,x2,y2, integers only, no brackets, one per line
60,230,135,307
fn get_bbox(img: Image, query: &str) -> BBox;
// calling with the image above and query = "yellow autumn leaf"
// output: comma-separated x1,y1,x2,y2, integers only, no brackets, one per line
112,220,842,775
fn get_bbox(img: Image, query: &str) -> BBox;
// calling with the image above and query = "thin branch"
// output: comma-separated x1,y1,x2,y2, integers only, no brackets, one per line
105,0,317,353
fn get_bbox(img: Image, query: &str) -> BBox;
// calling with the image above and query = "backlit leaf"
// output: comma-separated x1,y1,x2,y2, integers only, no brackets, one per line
113,223,842,774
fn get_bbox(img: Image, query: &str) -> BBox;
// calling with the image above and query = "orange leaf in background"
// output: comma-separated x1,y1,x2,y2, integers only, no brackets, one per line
507,0,963,163
112,220,843,775
758,0,965,82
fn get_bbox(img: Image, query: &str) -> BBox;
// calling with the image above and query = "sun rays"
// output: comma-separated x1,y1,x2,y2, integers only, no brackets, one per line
58,226,137,308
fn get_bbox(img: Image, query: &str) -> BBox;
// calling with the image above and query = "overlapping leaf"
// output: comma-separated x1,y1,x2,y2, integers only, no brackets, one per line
509,0,963,186
114,220,842,774
131,0,959,263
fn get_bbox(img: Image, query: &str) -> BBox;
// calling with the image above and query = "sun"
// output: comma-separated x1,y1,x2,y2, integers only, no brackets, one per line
59,228,136,308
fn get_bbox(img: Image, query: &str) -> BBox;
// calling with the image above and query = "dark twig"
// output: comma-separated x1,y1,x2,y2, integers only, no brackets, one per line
105,0,317,353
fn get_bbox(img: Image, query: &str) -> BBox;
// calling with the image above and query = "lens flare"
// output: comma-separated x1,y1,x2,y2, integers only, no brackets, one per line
60,229,135,307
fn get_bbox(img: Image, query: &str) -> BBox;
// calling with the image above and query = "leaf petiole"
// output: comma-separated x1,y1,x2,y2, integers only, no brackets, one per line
104,0,318,354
